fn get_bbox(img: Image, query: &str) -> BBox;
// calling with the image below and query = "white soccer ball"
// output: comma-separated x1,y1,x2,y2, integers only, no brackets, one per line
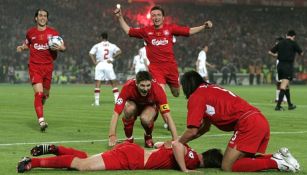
48,36,63,47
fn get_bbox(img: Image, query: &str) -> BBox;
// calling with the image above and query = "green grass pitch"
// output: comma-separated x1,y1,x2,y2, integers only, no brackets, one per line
0,83,306,175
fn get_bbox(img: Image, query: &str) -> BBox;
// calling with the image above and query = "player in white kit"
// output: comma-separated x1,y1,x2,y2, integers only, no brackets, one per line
132,46,149,74
89,32,121,105
196,45,214,82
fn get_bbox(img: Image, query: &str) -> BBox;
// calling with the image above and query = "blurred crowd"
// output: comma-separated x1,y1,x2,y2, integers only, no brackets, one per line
1,0,306,84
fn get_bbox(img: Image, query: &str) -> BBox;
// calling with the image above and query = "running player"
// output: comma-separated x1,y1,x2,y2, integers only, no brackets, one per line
16,9,66,132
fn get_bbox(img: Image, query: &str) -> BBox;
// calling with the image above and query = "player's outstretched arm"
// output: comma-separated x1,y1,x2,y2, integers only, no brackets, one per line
108,112,119,146
190,20,213,35
172,141,188,172
162,112,178,140
114,6,130,34
172,141,200,173
178,127,198,144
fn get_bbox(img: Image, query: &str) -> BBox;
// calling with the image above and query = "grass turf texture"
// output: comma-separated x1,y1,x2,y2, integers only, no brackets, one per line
0,83,306,175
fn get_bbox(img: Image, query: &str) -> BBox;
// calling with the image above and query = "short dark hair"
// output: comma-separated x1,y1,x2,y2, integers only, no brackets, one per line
202,148,223,168
180,71,205,99
34,9,49,23
136,71,152,84
150,6,165,16
287,30,296,37
101,32,108,39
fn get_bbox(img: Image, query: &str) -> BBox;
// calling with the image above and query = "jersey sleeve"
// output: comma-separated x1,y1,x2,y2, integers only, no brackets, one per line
155,84,170,114
114,86,129,114
197,51,206,61
184,146,200,170
270,44,278,53
128,27,146,39
25,33,30,47
89,44,97,55
186,94,206,128
133,56,137,64
171,24,190,37
294,42,303,55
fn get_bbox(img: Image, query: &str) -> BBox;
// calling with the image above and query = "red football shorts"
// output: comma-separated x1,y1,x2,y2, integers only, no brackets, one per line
28,63,54,90
148,63,180,88
228,112,270,154
136,104,159,121
101,142,144,170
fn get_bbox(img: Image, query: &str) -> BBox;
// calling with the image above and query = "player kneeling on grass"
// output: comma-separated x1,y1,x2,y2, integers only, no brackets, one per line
17,141,222,173
108,71,178,148
178,71,300,172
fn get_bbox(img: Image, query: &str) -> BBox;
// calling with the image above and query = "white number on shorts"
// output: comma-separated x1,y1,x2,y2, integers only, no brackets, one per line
231,131,238,141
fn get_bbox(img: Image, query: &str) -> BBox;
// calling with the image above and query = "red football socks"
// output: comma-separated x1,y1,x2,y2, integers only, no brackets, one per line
122,118,135,138
34,92,44,119
142,121,154,135
31,155,74,169
57,146,88,158
232,157,278,172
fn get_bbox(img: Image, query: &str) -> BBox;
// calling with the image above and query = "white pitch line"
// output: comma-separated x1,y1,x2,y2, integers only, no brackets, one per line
0,131,306,147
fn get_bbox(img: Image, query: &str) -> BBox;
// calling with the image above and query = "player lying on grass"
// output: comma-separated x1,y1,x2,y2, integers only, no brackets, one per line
17,141,223,173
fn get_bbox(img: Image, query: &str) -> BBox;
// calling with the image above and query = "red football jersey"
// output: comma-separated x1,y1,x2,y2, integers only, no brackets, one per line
187,84,259,131
129,24,189,64
114,79,170,115
144,144,200,170
25,26,59,64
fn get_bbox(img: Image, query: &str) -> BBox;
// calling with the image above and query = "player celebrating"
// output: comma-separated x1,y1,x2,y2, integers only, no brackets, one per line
108,71,177,148
114,5,212,97
89,32,122,105
16,9,66,132
17,141,222,173
178,71,300,172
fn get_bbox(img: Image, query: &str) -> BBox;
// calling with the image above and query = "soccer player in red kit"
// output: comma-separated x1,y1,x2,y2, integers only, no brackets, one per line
17,141,223,173
108,71,177,148
16,9,66,132
114,5,212,97
178,71,300,173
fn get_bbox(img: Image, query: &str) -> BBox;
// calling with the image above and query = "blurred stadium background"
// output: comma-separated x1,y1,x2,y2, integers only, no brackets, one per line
1,1,307,175
1,0,306,85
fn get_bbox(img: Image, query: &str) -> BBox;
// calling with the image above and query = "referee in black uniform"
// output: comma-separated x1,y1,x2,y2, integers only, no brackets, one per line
268,30,304,111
